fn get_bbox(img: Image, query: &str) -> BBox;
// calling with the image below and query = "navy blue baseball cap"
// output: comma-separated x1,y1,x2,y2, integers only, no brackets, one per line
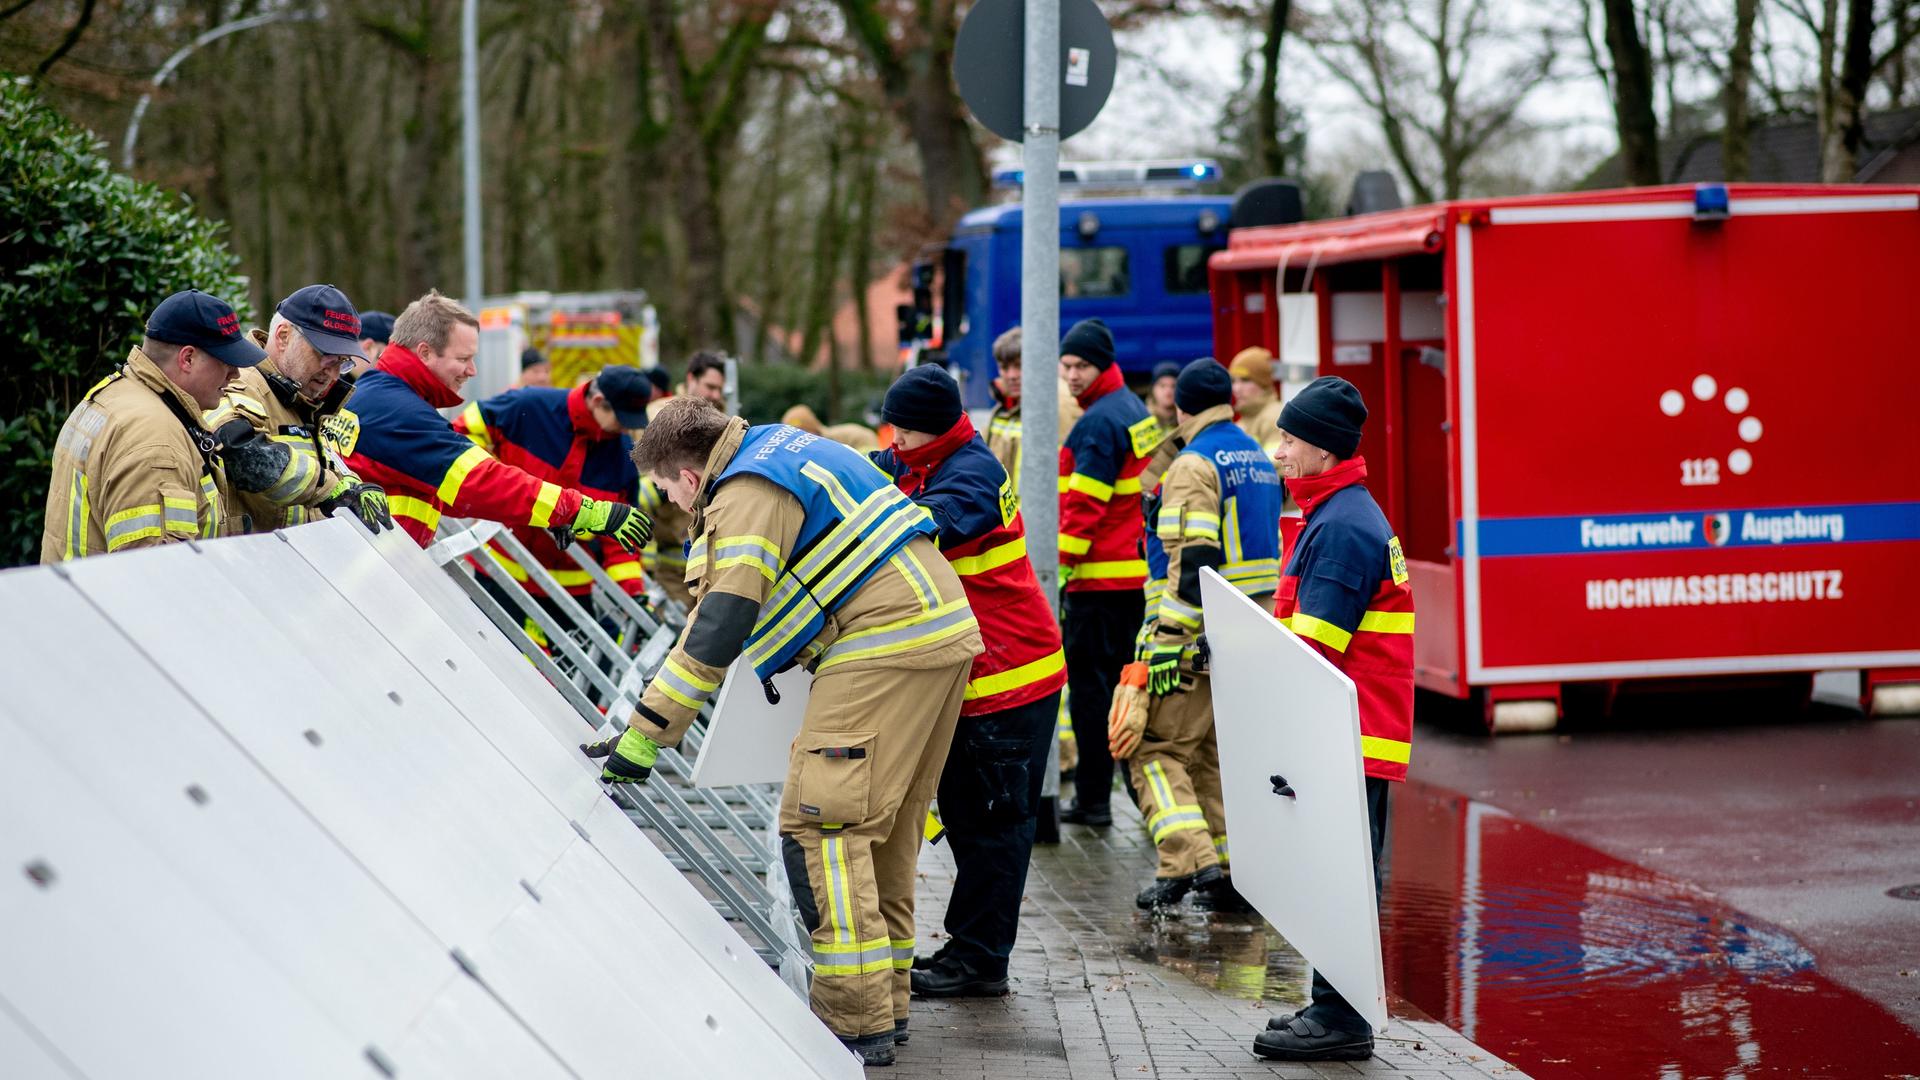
145,290,266,367
358,310,395,345
276,284,367,360
596,365,653,429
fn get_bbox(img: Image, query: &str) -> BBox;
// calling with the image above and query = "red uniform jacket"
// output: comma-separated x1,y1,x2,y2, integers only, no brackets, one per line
451,382,643,597
1057,363,1156,592
1273,457,1416,781
876,416,1067,717
336,344,584,547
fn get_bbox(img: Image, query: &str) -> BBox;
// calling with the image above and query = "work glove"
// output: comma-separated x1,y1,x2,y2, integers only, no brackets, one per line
581,726,660,784
1147,642,1185,697
319,477,393,533
569,496,652,553
1107,661,1151,760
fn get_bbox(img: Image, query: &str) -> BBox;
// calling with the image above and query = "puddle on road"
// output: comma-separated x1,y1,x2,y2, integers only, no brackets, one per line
1119,780,1920,1078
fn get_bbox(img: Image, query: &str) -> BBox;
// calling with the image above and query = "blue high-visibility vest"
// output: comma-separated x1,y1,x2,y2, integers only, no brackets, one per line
1145,419,1283,599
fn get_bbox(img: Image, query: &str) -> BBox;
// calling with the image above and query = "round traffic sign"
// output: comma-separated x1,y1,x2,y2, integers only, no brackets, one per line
954,0,1117,143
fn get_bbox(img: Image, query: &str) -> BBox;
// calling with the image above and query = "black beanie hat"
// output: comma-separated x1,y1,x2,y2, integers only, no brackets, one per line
1060,318,1116,371
1151,361,1181,383
1174,358,1232,415
882,365,963,435
1278,376,1367,459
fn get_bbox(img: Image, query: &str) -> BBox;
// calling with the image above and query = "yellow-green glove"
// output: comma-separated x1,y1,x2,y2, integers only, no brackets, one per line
1148,641,1184,697
581,726,659,784
320,477,393,533
571,496,652,553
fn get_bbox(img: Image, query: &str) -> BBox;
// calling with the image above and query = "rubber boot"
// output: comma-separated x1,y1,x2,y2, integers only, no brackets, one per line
1134,864,1222,909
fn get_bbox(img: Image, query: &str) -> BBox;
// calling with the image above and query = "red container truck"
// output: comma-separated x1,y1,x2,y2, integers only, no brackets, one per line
1208,183,1920,729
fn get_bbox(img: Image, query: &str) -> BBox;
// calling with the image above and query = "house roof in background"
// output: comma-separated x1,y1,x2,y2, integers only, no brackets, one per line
1582,107,1920,187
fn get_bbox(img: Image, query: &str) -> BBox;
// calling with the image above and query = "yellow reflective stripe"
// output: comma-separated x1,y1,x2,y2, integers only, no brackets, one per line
488,547,593,587
665,656,719,693
1149,809,1210,843
655,656,717,710
1158,595,1201,629
1065,473,1114,501
1156,507,1183,539
965,648,1066,700
1185,509,1222,540
528,482,563,528
606,560,645,582
812,935,894,976
436,445,492,506
1284,612,1353,653
950,535,1026,576
388,495,443,532
1058,533,1093,556
1222,495,1242,560
1361,735,1412,765
1071,559,1146,579
1144,761,1177,810
66,471,89,560
893,548,937,612
816,599,978,671
459,402,490,450
823,835,854,944
801,461,861,517
103,503,167,551
197,476,220,537
262,447,317,505
1114,476,1142,496
1358,610,1416,634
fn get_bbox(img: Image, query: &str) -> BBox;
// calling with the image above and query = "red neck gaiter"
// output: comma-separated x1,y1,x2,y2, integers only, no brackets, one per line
891,414,978,497
1287,455,1369,516
376,344,465,409
1075,362,1124,409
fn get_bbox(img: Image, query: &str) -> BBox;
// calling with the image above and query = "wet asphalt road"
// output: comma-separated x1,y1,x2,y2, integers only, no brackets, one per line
1408,688,1920,1034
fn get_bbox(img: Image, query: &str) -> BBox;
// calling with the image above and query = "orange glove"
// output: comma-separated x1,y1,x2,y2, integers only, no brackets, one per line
1107,661,1151,760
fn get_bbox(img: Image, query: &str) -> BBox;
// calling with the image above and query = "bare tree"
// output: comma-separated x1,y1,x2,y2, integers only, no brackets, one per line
1603,0,1662,184
1304,0,1556,202
1776,0,1920,180
1254,0,1297,175
1726,0,1761,179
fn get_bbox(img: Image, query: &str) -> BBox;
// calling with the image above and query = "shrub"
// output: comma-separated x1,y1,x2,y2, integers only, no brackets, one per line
734,361,895,428
0,76,251,566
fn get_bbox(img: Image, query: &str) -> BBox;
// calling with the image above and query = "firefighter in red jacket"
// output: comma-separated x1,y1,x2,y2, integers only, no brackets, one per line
331,290,649,554
1057,318,1159,826
452,364,652,600
1255,376,1414,1064
870,366,1067,999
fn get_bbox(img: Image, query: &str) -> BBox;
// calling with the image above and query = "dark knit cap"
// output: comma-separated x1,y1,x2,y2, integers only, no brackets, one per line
1174,358,1232,415
359,310,395,345
1278,376,1368,459
882,364,963,435
1060,318,1116,371
1151,361,1180,383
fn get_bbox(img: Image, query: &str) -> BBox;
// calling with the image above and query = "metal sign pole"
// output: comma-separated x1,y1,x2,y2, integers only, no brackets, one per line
461,0,484,311
1019,0,1062,612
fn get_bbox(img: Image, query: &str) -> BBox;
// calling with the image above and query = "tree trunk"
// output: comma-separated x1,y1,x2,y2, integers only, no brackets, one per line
751,74,794,364
1822,0,1875,181
1723,0,1758,180
850,121,878,371
899,54,987,230
1602,0,1661,185
640,0,727,350
799,131,846,383
1253,0,1293,176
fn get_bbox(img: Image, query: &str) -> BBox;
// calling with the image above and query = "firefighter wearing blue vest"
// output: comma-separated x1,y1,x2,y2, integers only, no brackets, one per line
591,399,983,1067
1111,359,1281,911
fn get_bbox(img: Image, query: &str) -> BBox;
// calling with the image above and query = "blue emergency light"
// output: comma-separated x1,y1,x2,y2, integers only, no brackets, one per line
1693,182,1730,222
992,159,1221,191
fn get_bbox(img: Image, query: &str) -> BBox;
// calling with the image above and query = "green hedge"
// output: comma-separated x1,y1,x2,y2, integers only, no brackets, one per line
0,76,251,567
734,362,895,428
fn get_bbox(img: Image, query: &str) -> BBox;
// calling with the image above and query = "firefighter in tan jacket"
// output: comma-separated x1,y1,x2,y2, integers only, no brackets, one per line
42,291,266,563
215,285,392,534
1229,346,1285,454
1115,360,1283,910
588,400,982,1066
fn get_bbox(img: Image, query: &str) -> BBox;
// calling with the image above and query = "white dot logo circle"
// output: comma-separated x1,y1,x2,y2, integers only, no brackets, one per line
1660,390,1685,417
1728,449,1753,475
1692,374,1718,401
1724,387,1749,414
1738,417,1763,442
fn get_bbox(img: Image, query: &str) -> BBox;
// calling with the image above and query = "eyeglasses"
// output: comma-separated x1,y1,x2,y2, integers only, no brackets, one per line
321,354,359,374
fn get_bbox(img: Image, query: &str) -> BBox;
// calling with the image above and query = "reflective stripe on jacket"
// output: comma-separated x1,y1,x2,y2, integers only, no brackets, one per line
41,348,225,563
1272,456,1415,781
1057,364,1156,592
336,344,585,547
875,416,1066,717
451,382,643,597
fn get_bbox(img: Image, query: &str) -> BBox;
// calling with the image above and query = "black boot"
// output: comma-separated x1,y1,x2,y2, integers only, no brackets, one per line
893,1018,910,1044
1135,865,1221,909
841,1030,897,1066
910,955,1010,998
1192,874,1256,914
1251,1015,1373,1061
1059,800,1112,827
910,941,952,970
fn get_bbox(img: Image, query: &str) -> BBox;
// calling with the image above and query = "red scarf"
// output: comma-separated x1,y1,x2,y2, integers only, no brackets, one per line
891,414,978,497
1287,455,1368,516
376,343,464,409
992,378,1018,412
1074,362,1124,409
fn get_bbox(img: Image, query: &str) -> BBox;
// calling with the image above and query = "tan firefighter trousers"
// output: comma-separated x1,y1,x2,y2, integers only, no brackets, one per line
779,657,970,1039
1126,669,1229,880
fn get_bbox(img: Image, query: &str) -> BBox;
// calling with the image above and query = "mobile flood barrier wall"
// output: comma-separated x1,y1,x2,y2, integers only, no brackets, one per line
0,515,855,1080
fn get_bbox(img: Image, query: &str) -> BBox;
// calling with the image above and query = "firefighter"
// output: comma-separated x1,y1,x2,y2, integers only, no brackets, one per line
638,351,729,609
41,290,265,562
333,290,649,553
597,399,982,1065
452,364,652,603
869,367,1066,999
1253,376,1414,1063
1056,318,1157,827
513,347,551,389
358,310,394,363
1146,361,1180,441
213,284,392,535
1110,359,1280,911
1229,346,1285,454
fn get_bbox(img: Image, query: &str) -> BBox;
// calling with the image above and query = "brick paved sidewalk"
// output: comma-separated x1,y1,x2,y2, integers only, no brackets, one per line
893,797,1528,1080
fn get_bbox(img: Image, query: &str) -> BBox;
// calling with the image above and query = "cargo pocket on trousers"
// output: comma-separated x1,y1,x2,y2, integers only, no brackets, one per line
970,735,1035,826
791,730,876,825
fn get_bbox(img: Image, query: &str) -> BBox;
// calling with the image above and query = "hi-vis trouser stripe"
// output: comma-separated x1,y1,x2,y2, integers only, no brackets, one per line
653,656,719,710
1142,761,1208,844
1214,834,1230,867
813,834,892,976
891,937,916,971
817,599,978,671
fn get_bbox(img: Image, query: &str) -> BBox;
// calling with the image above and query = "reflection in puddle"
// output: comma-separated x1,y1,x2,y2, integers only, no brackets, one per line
1120,780,1920,1077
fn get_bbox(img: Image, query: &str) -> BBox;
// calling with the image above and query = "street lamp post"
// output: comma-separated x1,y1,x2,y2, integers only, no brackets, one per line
122,10,323,173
